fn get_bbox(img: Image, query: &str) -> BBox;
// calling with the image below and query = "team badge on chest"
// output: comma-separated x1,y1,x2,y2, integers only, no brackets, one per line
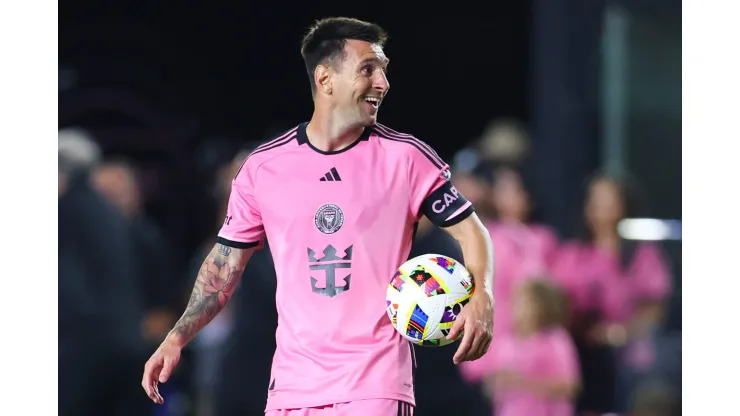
314,203,345,234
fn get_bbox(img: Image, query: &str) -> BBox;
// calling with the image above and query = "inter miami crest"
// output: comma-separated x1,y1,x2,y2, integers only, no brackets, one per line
314,203,344,234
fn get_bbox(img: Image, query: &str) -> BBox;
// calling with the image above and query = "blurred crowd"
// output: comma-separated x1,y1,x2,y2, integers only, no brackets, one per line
58,119,681,416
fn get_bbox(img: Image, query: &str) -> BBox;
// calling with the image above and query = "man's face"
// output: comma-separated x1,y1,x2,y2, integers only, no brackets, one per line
329,39,390,127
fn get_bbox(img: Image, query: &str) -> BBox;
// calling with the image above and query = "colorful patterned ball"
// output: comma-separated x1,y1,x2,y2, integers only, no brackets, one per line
386,253,475,347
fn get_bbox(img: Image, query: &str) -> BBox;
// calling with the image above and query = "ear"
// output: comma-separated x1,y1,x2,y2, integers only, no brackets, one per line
314,64,333,95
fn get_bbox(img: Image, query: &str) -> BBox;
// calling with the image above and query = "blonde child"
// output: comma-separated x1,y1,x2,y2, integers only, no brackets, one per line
484,279,581,416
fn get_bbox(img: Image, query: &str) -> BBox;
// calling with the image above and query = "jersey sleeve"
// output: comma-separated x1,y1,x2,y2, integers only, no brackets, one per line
408,143,475,227
216,158,265,249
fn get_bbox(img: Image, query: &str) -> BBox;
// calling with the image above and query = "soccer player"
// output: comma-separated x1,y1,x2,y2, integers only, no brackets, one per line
142,17,495,416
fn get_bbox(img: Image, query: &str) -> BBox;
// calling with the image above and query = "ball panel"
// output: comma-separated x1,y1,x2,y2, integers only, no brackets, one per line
406,304,428,341
386,254,475,347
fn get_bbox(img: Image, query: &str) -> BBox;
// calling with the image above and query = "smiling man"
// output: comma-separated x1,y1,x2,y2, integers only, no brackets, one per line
142,17,495,416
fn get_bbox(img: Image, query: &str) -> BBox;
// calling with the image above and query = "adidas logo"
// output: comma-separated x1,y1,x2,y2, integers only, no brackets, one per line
319,167,342,182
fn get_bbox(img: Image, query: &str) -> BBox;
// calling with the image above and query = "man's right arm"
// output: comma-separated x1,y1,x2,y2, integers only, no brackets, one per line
144,153,265,404
164,242,255,348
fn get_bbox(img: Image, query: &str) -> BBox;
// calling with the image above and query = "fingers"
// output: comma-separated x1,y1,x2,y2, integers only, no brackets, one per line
142,359,165,404
474,332,492,360
453,321,474,364
153,381,164,404
142,361,159,403
446,315,466,341
480,334,492,356
453,320,493,364
467,323,485,358
159,355,177,383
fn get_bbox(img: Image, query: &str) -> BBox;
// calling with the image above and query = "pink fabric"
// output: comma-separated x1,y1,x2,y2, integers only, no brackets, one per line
218,123,454,410
488,328,580,416
459,222,558,383
487,222,559,338
264,399,414,416
550,241,672,324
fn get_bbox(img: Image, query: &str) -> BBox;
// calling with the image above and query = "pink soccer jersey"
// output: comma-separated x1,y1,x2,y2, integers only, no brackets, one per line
217,122,474,411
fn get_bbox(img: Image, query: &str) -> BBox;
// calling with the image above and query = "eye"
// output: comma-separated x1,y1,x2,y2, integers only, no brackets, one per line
361,65,374,76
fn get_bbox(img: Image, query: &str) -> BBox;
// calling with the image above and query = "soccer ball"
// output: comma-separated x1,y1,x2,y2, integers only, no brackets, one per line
386,254,475,347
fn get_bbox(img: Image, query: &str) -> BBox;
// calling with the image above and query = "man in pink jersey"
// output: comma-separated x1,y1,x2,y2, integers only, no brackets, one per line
142,17,495,416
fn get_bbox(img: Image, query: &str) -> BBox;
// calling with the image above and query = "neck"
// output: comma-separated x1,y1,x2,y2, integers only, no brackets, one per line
306,107,365,152
592,226,619,250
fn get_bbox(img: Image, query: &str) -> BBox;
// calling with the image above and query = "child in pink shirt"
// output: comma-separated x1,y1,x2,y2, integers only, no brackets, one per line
484,279,580,416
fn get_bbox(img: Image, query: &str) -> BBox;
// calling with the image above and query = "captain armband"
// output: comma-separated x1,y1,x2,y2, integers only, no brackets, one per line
420,181,475,228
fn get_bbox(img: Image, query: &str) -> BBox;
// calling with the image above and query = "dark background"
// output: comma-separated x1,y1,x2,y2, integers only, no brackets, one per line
59,2,536,262
58,1,681,415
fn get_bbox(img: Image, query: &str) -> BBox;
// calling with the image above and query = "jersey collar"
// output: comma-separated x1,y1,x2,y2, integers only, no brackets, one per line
296,122,372,155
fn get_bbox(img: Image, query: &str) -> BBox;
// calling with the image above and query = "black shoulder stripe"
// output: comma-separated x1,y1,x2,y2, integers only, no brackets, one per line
249,132,297,159
233,129,298,180
232,156,249,180
375,123,445,163
374,128,445,170
253,125,299,153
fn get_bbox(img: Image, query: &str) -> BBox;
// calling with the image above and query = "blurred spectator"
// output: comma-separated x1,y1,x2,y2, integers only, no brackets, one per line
408,217,491,416
482,279,580,416
450,147,495,221
58,129,151,416
92,159,180,344
459,165,559,394
209,144,280,416
486,165,559,339
187,150,251,416
478,118,531,166
550,172,673,413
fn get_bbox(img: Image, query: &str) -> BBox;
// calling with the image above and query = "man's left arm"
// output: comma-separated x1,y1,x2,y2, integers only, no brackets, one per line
404,139,495,363
442,213,495,364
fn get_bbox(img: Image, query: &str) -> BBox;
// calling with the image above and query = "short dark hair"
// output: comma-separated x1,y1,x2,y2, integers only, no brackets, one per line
300,17,388,94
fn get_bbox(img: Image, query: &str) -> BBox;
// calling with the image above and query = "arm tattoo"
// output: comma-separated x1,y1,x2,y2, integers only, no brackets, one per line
170,243,245,344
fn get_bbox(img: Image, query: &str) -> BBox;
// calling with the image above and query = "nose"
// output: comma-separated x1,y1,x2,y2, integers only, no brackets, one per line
373,71,390,95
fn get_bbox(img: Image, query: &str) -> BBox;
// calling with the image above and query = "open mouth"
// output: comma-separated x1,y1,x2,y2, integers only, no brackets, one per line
364,96,381,110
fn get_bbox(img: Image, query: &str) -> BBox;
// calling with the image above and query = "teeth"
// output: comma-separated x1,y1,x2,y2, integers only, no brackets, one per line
365,97,380,103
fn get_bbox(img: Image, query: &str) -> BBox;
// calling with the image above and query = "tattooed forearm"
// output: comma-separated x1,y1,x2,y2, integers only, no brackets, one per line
167,243,251,346
218,244,232,256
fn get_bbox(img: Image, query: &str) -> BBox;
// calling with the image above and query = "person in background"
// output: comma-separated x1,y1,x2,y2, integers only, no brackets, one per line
550,172,673,413
483,279,580,416
92,159,179,344
59,129,151,416
459,164,559,389
212,144,280,416
184,149,256,416
477,118,531,167
449,147,495,222
485,165,559,339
